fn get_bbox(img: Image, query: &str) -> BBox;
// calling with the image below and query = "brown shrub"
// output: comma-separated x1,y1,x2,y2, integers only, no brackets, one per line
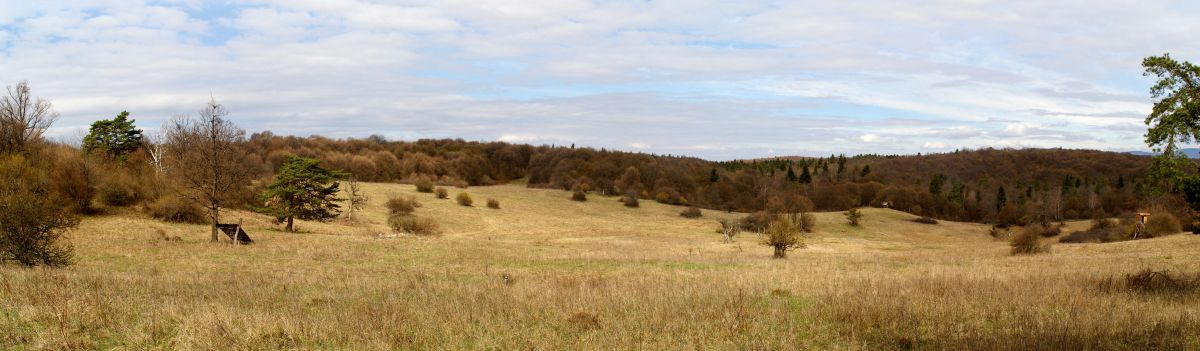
799,213,817,232
740,211,774,232
1145,212,1182,238
413,177,434,193
1099,269,1200,296
96,172,144,207
621,195,639,208
571,190,587,202
0,155,77,267
1011,224,1050,255
387,215,440,236
456,192,473,206
435,187,448,199
44,146,96,213
989,225,1013,240
486,198,500,209
148,196,208,224
385,195,421,216
679,206,702,218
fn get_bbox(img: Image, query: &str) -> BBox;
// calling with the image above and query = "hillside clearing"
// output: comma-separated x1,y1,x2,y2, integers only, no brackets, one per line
2,183,1199,350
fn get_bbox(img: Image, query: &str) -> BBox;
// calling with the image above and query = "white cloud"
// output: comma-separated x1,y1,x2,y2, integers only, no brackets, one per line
0,1,1191,159
923,141,947,149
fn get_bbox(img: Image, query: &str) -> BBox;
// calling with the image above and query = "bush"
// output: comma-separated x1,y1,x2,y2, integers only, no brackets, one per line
387,215,440,236
621,195,639,208
740,211,774,232
435,187,448,199
1032,223,1062,237
97,179,139,207
1011,224,1051,255
845,208,863,226
913,216,938,225
763,215,804,258
385,195,421,216
148,196,208,224
571,190,587,202
989,225,1013,240
799,213,817,232
0,156,77,267
487,198,500,209
1099,269,1200,296
680,206,702,218
414,177,434,193
456,192,473,206
1145,212,1182,238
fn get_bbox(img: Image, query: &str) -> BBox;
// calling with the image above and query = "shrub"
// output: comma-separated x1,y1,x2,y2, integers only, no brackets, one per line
1099,269,1200,296
571,190,587,202
385,195,421,216
718,218,740,243
456,192,473,206
1029,223,1062,237
763,215,804,258
1145,212,1182,238
740,211,774,232
487,198,500,209
414,177,434,193
799,213,817,232
680,206,702,218
97,179,139,206
435,187,448,199
1011,224,1051,255
913,216,938,225
148,196,208,224
388,215,440,236
845,208,863,226
989,225,1013,240
0,156,77,267
621,195,639,208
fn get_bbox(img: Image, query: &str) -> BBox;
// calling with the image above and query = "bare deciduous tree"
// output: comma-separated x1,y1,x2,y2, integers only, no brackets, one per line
166,98,251,243
144,121,170,176
718,218,741,243
344,175,368,219
0,81,59,154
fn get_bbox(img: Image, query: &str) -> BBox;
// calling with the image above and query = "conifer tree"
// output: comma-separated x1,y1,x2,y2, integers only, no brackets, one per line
256,156,346,232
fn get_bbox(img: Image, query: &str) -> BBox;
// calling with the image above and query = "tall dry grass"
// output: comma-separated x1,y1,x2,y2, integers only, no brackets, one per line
1,184,1198,350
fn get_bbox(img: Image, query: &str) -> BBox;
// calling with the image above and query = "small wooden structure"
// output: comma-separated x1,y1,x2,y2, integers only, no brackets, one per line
1136,212,1151,225
216,222,253,244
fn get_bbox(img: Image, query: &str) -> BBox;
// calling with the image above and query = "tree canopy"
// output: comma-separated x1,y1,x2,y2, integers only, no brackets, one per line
256,156,346,232
1143,53,1200,204
82,111,143,162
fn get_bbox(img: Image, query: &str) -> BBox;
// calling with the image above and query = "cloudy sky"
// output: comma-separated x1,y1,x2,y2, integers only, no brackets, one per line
2,1,1198,159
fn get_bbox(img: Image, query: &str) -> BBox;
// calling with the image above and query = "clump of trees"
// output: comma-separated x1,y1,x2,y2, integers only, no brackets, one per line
435,187,448,199
571,190,587,202
680,207,701,218
621,195,639,208
0,81,77,267
254,156,346,232
487,198,500,209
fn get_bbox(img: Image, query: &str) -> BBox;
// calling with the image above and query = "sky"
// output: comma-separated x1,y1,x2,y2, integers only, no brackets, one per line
1,1,1198,160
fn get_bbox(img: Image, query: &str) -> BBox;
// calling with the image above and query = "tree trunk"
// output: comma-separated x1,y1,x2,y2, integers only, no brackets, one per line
286,216,294,232
773,246,786,259
210,206,220,242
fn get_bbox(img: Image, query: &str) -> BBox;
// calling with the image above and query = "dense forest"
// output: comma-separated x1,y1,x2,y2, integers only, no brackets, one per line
229,133,1179,227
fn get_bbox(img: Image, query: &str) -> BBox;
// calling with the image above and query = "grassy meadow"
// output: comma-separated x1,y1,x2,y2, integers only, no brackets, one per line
2,182,1200,350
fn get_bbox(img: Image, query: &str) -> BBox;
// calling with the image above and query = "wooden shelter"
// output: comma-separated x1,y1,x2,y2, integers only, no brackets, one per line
216,223,253,244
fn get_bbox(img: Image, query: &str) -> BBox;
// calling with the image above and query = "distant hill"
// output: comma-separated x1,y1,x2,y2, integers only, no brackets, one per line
1125,148,1200,158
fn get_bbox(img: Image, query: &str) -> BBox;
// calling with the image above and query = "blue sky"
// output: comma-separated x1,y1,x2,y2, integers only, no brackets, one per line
1,1,1198,160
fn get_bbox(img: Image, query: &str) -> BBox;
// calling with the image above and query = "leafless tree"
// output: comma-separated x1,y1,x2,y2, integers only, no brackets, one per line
344,175,368,219
165,98,251,243
0,81,58,154
144,120,171,176
718,218,741,243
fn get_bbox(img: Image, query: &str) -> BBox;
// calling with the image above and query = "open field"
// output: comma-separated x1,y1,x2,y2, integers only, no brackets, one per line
3,183,1200,350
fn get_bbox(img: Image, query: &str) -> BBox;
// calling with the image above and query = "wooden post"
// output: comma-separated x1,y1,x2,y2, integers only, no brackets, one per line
234,218,242,246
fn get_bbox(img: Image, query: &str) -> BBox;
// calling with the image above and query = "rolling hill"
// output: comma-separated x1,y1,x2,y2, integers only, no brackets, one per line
2,182,1198,349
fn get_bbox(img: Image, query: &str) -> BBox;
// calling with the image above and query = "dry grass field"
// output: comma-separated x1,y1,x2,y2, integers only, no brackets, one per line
3,182,1200,350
